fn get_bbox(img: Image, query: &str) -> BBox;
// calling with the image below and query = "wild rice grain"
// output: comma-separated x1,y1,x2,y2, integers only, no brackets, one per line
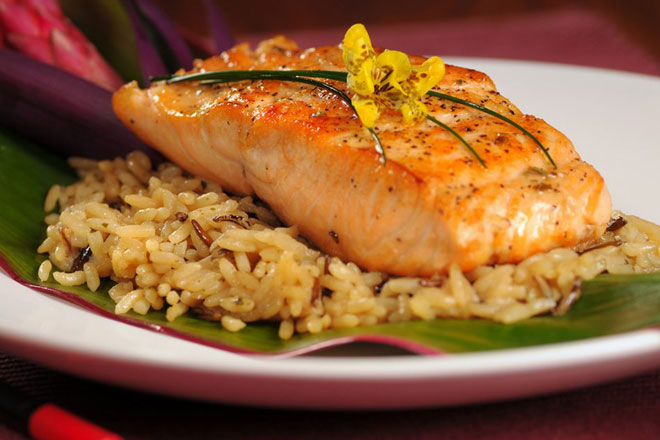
116,224,156,238
221,315,246,332
157,283,171,297
115,289,142,314
166,290,180,306
38,260,52,282
166,303,188,321
279,319,294,339
132,298,151,315
83,262,100,292
43,185,60,212
52,270,86,286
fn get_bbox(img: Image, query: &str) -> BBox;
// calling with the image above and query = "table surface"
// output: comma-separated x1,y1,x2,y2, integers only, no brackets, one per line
0,353,658,440
2,7,660,440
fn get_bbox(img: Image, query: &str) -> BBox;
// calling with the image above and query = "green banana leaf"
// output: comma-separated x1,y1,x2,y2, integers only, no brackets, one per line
1,128,660,356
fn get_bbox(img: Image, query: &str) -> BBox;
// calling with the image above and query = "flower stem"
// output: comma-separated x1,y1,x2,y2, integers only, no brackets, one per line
368,128,386,166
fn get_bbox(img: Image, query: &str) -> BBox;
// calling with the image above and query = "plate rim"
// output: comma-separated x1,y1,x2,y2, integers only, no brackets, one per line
2,57,659,407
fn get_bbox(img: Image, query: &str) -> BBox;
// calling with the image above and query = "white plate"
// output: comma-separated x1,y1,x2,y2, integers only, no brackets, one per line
1,59,660,410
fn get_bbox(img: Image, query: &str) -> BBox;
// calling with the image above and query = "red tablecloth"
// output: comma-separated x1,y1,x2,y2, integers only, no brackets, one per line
2,7,659,440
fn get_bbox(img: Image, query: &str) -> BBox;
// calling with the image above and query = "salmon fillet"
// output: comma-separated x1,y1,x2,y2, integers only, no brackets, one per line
112,37,611,277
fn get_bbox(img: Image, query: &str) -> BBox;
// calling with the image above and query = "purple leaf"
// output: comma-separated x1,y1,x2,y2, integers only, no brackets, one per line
135,0,194,70
204,0,235,53
121,0,168,83
0,49,162,163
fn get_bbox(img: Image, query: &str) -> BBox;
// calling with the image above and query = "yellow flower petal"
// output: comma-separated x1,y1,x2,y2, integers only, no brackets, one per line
343,24,440,130
347,57,375,96
400,99,428,125
409,56,445,96
352,96,381,128
375,50,411,94
342,24,375,76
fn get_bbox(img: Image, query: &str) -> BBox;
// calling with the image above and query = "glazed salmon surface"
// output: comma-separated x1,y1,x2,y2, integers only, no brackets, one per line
113,37,611,276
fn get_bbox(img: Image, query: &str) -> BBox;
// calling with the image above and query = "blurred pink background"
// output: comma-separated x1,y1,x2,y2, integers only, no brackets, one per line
157,0,660,75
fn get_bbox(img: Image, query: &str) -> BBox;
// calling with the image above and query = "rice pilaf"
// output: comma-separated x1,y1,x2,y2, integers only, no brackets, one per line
37,151,660,338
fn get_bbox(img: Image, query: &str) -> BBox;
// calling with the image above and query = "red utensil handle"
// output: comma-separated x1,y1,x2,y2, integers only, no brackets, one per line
28,403,123,440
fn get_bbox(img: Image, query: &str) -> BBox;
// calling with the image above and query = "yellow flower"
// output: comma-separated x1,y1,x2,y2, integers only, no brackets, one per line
342,24,445,128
